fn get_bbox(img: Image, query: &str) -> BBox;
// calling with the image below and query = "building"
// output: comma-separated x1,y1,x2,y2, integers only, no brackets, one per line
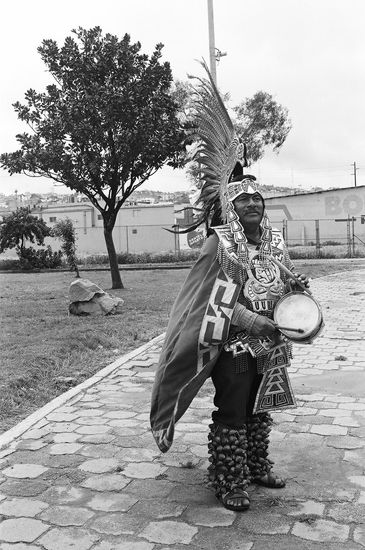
172,185,365,252
264,185,365,246
33,201,176,257
1,185,364,259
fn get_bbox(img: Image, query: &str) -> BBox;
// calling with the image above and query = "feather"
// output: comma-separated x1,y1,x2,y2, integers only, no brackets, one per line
163,215,207,234
188,61,246,222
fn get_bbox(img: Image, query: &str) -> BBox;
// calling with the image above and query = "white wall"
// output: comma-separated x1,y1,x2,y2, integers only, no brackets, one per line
265,186,365,244
0,202,177,259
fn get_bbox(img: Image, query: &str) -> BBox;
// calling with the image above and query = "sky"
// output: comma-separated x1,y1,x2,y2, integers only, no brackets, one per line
1,0,364,196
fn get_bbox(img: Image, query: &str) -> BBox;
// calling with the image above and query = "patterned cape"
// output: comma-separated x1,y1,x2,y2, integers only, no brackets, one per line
150,233,240,452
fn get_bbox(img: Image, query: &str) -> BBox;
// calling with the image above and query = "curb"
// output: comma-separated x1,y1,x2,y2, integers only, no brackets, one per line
0,264,194,275
0,332,165,450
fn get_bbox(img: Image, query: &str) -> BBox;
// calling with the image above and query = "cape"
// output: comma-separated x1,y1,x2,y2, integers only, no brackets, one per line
150,233,240,452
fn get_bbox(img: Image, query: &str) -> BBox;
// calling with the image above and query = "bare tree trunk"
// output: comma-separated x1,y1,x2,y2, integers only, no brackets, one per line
104,226,124,289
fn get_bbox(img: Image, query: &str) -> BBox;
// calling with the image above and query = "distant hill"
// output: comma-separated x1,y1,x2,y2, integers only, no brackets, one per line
1,185,325,210
130,185,323,203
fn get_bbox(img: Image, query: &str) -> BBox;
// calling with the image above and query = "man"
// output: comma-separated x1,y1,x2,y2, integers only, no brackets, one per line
150,64,310,512
207,179,309,511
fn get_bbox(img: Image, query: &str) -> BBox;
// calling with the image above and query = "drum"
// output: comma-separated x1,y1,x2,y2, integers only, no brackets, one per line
273,291,324,344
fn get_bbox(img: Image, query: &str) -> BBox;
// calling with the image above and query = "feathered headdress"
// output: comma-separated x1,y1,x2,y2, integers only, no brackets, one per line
189,60,247,224
188,61,273,266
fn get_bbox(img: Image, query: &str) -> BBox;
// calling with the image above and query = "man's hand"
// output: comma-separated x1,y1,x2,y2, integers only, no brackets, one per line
290,272,310,291
250,316,279,338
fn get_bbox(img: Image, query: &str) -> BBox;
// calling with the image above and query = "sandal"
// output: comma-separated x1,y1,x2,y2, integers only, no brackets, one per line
219,489,250,512
253,473,286,488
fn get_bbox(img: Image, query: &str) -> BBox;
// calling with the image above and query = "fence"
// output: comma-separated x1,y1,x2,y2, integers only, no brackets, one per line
282,217,365,258
70,223,178,258
1,218,364,263
177,216,365,259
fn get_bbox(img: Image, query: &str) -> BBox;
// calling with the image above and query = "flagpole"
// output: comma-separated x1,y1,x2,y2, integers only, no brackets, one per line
207,0,217,85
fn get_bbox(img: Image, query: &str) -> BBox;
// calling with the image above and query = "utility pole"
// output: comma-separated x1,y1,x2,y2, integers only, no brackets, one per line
351,161,358,187
207,0,217,85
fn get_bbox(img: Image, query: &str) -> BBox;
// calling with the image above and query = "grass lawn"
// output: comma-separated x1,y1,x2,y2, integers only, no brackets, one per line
0,259,364,434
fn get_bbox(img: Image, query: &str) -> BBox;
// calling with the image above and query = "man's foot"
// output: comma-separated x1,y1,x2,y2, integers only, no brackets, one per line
253,472,286,488
219,489,250,511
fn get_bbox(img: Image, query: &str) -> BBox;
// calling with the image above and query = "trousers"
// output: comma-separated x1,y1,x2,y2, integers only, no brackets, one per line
211,350,263,427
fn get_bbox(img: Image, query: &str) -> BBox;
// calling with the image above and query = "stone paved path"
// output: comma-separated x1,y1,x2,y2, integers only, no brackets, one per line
0,270,364,549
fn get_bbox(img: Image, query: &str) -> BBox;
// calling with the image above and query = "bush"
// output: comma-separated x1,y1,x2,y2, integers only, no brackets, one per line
322,240,341,246
51,218,79,276
81,254,110,265
18,246,63,270
117,251,200,264
82,250,201,265
0,259,20,270
288,249,337,260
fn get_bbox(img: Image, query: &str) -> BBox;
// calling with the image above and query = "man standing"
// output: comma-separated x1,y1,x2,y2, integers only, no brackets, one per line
150,64,310,512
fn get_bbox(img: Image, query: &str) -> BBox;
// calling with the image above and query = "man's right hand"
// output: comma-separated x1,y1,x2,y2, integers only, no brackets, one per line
250,316,279,338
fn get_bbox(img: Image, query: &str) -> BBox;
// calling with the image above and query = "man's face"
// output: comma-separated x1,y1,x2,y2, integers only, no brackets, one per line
233,192,264,227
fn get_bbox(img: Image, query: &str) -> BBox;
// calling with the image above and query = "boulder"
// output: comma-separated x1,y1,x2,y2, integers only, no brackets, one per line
69,278,124,316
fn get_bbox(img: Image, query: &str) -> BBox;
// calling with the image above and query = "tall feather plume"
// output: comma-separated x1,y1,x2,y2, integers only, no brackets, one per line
189,60,246,223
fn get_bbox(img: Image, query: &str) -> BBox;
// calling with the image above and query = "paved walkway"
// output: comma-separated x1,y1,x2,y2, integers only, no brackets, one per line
0,270,364,549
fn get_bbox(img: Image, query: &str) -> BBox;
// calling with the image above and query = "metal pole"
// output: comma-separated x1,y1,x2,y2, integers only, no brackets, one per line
352,161,358,187
282,219,288,242
347,216,352,257
175,229,180,258
315,219,320,258
207,0,217,85
354,162,357,187
352,216,356,256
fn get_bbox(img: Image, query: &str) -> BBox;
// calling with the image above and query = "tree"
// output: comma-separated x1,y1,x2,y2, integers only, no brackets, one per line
0,207,51,257
52,218,80,277
170,79,194,124
0,27,187,288
233,91,291,165
181,83,291,186
172,76,292,163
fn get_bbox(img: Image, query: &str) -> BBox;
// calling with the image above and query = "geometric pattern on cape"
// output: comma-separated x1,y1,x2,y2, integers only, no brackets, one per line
253,344,297,413
197,268,241,371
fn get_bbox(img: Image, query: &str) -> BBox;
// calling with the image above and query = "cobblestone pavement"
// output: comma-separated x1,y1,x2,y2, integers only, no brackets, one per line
0,270,364,549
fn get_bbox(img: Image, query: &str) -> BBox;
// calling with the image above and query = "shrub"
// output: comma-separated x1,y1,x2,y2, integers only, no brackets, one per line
0,207,51,255
117,251,200,264
51,218,80,277
0,259,20,270
288,249,337,260
322,240,341,246
18,246,63,270
81,254,110,266
82,251,201,265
